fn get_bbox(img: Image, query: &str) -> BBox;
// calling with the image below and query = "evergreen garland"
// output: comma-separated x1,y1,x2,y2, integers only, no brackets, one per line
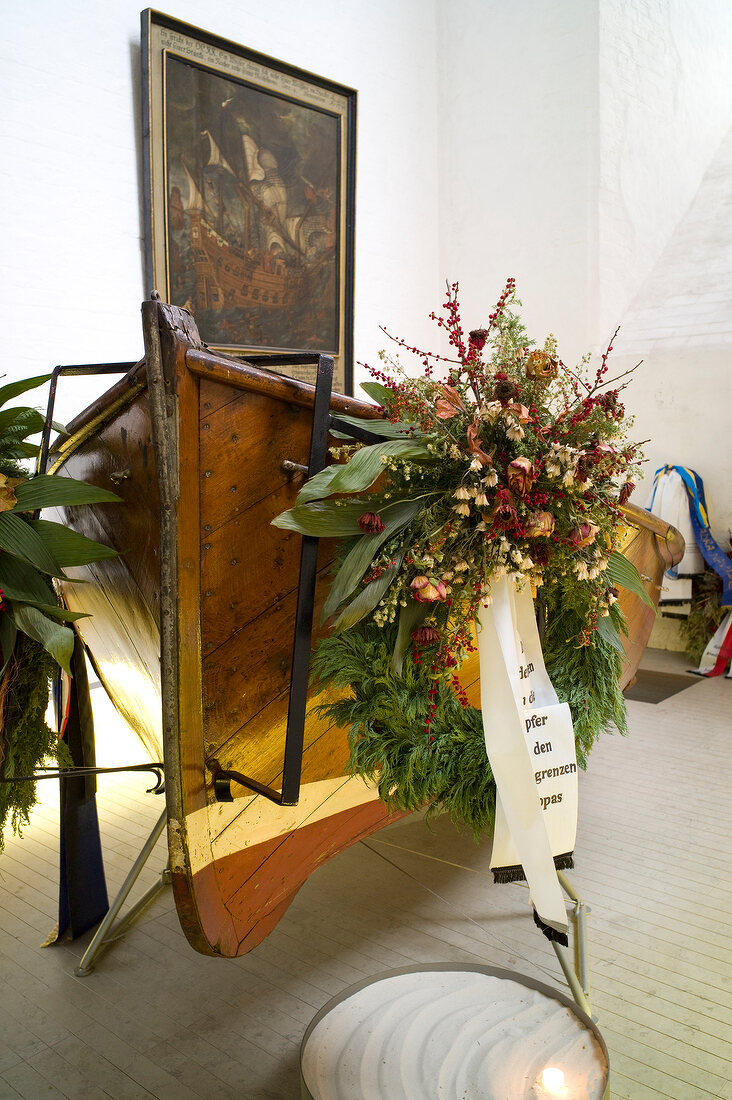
311,587,627,838
0,637,71,851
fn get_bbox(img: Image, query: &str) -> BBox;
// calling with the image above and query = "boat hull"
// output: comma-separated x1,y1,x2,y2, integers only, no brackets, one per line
49,300,682,957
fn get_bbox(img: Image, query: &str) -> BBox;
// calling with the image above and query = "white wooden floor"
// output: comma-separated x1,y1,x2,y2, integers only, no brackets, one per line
0,649,730,1099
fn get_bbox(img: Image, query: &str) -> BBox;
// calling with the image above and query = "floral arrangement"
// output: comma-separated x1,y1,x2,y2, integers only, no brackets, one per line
275,280,650,833
0,373,119,849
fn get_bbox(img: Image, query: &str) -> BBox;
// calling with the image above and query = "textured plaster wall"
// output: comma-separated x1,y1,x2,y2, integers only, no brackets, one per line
600,0,732,539
0,0,440,424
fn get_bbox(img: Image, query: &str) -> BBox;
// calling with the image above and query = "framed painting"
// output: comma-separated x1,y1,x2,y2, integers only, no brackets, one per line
141,10,356,392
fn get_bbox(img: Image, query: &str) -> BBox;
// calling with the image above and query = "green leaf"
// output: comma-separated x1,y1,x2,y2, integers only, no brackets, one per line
596,613,626,653
29,520,118,565
0,511,64,576
322,498,423,619
606,550,655,610
0,554,57,603
333,552,404,632
272,500,368,538
12,475,121,512
0,613,17,677
8,602,74,673
391,598,429,675
1,442,40,459
0,374,51,408
15,601,89,623
360,381,393,405
0,407,47,441
298,440,435,504
331,413,421,441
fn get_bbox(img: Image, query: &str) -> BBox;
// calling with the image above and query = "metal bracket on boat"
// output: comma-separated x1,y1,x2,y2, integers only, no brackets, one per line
37,362,137,477
0,763,166,794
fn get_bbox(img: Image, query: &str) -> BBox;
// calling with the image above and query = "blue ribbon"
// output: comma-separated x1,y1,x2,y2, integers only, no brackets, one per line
649,465,732,605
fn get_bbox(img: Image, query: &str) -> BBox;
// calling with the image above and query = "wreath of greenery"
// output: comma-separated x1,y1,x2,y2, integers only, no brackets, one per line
276,281,649,836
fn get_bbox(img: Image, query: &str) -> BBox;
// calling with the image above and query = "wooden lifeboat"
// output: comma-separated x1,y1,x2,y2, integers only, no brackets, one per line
47,299,683,958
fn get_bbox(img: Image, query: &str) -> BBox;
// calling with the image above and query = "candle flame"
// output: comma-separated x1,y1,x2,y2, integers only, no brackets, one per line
540,1067,565,1093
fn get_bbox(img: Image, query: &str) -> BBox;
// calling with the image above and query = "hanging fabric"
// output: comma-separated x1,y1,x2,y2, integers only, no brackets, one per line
695,609,732,678
647,466,732,603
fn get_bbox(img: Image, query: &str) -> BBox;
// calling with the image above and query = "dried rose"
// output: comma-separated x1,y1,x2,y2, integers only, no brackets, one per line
507,456,533,497
435,383,466,420
466,419,494,466
526,350,559,381
468,328,488,351
505,401,533,423
596,391,624,417
410,576,447,602
411,624,440,646
494,378,520,404
358,511,385,534
487,491,519,532
569,521,600,548
524,510,555,538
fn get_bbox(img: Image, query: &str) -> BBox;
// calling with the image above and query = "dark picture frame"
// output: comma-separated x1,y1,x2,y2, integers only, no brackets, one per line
141,10,356,393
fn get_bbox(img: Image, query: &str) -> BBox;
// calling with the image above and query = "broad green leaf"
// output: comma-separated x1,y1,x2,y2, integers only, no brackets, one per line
606,550,655,610
391,598,429,675
15,601,89,623
297,440,435,504
0,407,46,441
333,552,404,632
596,613,626,653
0,613,17,677
272,500,368,538
322,498,423,619
331,413,421,441
29,520,118,565
1,441,40,459
12,475,121,513
0,374,51,408
0,511,64,576
8,602,74,673
360,381,393,405
0,554,57,603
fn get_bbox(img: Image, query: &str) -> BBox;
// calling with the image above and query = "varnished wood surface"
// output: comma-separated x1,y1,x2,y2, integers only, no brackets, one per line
52,299,682,959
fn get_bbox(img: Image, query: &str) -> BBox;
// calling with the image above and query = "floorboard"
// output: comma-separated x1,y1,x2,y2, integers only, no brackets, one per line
0,650,729,1097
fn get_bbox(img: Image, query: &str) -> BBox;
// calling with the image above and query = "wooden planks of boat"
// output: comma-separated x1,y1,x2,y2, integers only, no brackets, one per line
47,299,684,958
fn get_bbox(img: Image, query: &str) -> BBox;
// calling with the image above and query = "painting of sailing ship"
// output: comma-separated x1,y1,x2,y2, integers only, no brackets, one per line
142,11,356,388
165,56,340,351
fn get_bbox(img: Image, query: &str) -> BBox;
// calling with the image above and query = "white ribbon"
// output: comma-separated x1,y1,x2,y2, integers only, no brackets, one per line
477,575,571,936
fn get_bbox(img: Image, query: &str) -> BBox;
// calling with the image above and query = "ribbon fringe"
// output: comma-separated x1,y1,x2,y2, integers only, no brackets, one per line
533,908,569,947
492,851,575,885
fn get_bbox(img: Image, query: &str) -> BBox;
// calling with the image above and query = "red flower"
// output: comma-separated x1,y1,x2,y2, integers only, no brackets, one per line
0,587,5,613
487,490,519,532
468,328,488,351
358,512,385,534
411,625,440,646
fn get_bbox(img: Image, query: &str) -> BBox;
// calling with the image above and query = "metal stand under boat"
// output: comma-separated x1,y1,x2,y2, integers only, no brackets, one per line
74,809,170,977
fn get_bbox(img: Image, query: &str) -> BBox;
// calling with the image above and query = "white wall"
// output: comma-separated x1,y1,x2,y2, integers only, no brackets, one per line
0,0,441,424
436,0,600,367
